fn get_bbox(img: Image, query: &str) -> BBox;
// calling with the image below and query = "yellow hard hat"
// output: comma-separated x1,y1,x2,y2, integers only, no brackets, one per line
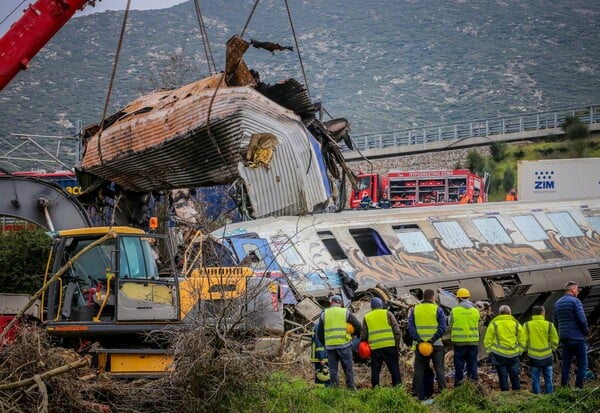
346,322,355,335
316,366,330,382
417,341,434,357
456,288,470,299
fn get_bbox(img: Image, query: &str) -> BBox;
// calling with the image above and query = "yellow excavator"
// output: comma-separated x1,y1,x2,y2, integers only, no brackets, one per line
0,177,283,376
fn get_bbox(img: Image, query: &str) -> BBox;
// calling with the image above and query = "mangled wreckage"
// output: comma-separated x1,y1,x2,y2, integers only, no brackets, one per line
77,35,356,222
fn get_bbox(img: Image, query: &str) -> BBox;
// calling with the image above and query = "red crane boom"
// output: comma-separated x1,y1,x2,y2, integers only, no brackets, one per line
0,0,90,91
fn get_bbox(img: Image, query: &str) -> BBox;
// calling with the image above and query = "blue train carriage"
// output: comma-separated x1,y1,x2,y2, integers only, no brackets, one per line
211,198,600,323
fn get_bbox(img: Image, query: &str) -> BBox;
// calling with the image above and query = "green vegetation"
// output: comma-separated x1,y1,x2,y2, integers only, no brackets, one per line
482,135,600,201
433,383,600,413
562,115,590,140
0,228,51,294
220,373,600,413
224,372,426,412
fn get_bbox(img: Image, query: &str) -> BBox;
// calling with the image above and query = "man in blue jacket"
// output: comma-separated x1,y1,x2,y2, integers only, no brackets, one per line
553,281,589,388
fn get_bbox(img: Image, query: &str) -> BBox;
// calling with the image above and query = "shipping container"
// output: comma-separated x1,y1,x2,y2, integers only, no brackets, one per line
517,158,600,202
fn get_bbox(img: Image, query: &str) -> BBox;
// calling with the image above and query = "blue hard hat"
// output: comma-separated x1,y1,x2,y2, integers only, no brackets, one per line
370,297,384,309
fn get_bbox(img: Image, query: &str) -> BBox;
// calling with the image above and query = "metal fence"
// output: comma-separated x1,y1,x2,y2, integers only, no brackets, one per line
346,104,600,152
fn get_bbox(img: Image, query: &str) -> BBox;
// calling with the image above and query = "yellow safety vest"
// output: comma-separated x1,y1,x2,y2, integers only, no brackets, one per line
364,309,395,350
524,315,558,360
414,302,439,342
323,307,351,347
450,305,480,344
484,314,525,357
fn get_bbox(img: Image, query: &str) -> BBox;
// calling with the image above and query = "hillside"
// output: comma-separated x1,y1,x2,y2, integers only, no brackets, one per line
1,0,599,148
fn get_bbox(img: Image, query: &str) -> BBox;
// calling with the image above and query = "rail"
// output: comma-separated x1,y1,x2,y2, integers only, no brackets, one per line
346,104,600,152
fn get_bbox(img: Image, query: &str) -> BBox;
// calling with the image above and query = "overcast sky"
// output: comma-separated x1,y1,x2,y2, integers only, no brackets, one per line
0,0,187,35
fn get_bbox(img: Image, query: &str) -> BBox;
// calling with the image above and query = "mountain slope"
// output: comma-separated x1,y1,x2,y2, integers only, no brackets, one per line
1,0,598,148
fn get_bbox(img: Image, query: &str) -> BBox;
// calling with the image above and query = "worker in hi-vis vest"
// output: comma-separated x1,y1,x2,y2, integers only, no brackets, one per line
408,288,447,399
524,305,558,394
449,288,481,386
484,305,527,391
360,297,402,387
316,295,361,389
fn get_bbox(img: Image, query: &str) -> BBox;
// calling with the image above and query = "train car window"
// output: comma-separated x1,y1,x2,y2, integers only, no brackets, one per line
393,225,434,253
270,235,305,266
317,231,348,260
511,215,548,241
349,228,391,257
547,212,583,237
588,216,600,233
239,244,266,270
473,217,512,244
433,221,473,249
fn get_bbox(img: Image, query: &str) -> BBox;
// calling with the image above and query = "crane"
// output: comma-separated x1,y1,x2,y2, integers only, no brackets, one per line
0,0,91,91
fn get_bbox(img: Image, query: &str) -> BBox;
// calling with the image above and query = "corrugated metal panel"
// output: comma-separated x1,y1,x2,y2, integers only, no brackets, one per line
82,82,308,187
80,76,331,218
237,114,330,217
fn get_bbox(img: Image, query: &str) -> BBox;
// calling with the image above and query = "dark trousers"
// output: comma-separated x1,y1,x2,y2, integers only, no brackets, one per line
560,339,588,388
491,353,520,391
420,363,435,399
370,346,402,387
453,345,478,386
327,346,355,389
412,345,445,398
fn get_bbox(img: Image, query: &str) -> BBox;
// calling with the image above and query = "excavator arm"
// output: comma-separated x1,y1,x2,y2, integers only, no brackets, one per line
0,0,91,91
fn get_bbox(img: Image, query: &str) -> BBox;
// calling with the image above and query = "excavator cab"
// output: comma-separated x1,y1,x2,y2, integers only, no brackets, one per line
42,227,180,340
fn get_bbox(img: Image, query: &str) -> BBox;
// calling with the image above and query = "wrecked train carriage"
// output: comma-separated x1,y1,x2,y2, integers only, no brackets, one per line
211,198,600,325
77,36,354,220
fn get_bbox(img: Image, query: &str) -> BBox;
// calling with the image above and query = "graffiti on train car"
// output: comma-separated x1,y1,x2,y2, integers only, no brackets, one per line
546,230,600,259
283,226,600,290
340,240,546,285
345,228,600,287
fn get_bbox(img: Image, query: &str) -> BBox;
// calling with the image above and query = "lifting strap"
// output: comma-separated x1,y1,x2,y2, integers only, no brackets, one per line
97,0,132,166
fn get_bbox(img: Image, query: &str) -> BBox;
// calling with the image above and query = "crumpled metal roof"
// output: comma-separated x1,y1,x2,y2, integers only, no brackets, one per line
79,74,332,218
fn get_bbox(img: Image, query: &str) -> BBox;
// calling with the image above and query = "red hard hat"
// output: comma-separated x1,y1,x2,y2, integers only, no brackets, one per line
358,341,371,359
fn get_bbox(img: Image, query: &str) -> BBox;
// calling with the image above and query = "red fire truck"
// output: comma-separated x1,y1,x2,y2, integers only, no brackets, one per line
349,169,486,209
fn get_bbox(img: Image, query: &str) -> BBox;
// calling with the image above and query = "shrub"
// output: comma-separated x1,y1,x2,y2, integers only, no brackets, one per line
490,141,507,162
513,149,525,159
0,228,51,294
466,150,485,174
572,140,587,158
502,168,516,193
562,115,589,140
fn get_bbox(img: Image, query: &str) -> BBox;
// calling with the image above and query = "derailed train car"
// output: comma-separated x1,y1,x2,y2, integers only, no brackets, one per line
211,198,600,324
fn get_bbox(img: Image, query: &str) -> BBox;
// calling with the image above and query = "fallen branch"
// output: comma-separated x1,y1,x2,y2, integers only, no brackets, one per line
32,374,48,413
0,356,89,391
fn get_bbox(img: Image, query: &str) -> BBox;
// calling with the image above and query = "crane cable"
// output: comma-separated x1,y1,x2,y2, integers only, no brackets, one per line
96,0,131,166
240,0,260,38
0,0,27,27
193,0,216,75
284,0,310,99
